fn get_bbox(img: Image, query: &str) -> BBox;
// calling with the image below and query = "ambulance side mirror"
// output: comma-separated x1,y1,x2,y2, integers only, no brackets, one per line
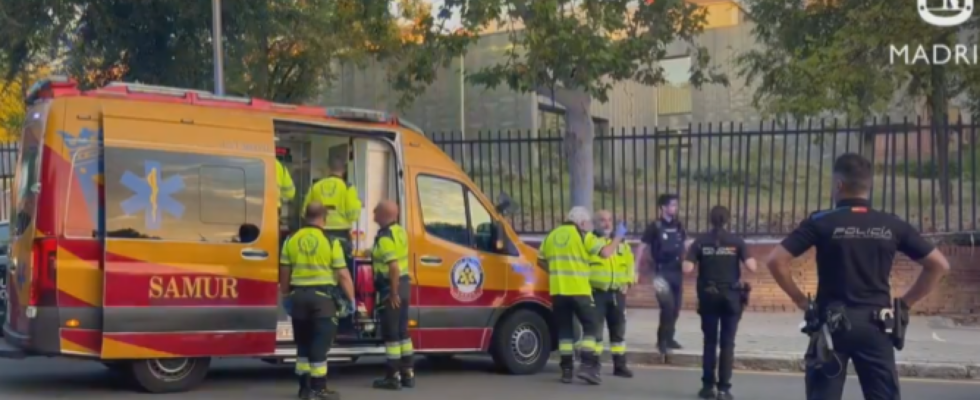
492,221,506,252
495,193,513,216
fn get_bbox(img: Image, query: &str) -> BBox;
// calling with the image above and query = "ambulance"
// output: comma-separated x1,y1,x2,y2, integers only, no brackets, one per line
0,77,553,393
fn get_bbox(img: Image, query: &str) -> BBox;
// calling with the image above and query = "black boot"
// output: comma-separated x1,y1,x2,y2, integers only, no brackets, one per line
716,390,734,400
575,353,602,385
612,355,633,378
310,377,340,400
399,365,415,388
560,367,574,384
697,386,717,399
669,339,683,350
297,375,312,399
372,360,402,391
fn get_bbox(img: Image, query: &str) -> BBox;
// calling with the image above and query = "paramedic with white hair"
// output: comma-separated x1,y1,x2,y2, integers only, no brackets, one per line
539,206,628,385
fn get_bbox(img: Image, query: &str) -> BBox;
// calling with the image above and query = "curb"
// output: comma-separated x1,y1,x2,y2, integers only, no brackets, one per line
552,352,980,380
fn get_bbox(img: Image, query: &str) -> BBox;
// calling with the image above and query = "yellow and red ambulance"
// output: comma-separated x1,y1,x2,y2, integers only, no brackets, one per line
1,77,552,392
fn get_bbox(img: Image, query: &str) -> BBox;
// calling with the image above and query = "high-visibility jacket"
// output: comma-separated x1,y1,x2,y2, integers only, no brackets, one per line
275,160,296,208
281,226,347,286
302,176,362,230
372,223,410,280
589,235,635,290
539,223,604,296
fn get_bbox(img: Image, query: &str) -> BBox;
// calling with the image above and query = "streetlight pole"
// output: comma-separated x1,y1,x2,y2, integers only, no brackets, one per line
212,0,225,95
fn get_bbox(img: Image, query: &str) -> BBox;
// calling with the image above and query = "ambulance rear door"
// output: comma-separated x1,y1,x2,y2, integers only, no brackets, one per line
98,101,280,359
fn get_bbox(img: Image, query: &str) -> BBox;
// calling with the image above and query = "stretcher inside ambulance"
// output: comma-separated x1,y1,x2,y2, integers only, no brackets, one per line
1,78,555,394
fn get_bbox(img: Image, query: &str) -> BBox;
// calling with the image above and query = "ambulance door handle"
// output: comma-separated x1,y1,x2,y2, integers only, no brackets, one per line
241,248,269,261
419,256,442,266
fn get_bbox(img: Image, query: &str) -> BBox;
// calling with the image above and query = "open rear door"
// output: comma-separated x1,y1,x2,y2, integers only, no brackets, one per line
98,102,279,359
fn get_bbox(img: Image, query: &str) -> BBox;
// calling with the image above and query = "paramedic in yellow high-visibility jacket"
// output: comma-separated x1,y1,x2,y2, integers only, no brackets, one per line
302,156,362,269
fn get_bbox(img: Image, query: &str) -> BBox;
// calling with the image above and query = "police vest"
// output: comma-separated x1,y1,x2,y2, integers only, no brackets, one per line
589,237,634,290
282,227,346,286
303,176,362,230
696,242,741,286
654,220,685,263
372,223,410,280
541,224,603,296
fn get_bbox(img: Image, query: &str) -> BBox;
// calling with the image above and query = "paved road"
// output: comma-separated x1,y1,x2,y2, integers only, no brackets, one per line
0,356,976,399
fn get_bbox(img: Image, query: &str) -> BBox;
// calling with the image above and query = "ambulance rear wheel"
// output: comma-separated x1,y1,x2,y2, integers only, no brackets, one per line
491,309,550,375
129,357,211,393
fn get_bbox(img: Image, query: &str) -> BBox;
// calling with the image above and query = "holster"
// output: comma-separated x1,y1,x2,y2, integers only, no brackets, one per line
736,282,752,306
892,298,910,351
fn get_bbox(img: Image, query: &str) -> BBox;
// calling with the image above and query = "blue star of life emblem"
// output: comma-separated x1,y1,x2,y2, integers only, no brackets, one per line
120,160,185,230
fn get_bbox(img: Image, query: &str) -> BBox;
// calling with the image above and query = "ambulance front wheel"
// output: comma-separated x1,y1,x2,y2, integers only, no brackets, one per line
129,357,211,393
490,309,551,375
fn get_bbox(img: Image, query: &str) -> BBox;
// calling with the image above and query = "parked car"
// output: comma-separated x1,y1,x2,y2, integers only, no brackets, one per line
0,220,9,328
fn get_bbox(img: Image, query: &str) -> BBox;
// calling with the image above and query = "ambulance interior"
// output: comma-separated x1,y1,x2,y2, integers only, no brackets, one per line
274,125,399,341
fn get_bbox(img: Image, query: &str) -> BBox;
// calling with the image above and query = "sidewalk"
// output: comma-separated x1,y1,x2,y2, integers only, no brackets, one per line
608,309,980,380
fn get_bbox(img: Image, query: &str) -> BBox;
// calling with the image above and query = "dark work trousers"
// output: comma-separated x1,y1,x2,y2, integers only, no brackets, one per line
805,307,900,400
378,276,414,377
593,289,628,366
698,290,741,391
657,268,684,346
290,285,340,391
323,229,354,332
554,295,600,370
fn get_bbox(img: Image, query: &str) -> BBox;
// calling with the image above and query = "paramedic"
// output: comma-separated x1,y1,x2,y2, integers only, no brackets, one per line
277,159,296,210
303,156,362,266
765,153,950,400
371,200,415,390
683,206,757,400
590,210,635,378
539,206,626,385
280,202,356,400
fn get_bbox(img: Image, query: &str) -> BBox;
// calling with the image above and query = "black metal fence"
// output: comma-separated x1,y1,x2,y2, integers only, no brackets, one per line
432,118,980,237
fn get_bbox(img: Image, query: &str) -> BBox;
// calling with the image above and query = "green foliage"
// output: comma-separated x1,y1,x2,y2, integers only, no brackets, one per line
0,0,411,104
426,0,727,101
737,0,980,121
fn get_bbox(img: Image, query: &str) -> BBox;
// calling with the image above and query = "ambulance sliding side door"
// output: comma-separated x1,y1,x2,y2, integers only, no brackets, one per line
98,102,280,359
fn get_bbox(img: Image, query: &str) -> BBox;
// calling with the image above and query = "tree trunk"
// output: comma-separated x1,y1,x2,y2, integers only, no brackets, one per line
928,65,952,206
539,86,595,209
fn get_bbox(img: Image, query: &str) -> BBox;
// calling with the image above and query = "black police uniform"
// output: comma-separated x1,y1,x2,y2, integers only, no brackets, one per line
781,198,934,400
641,217,687,349
686,229,749,397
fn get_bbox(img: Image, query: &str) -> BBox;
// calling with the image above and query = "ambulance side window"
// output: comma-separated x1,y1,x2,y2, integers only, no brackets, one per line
417,175,469,247
103,148,264,243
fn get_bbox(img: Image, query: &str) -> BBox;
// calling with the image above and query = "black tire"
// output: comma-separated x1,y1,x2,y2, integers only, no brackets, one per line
128,358,211,393
490,309,551,375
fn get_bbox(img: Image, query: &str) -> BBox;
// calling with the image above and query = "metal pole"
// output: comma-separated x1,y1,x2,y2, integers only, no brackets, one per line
460,54,466,140
212,0,225,95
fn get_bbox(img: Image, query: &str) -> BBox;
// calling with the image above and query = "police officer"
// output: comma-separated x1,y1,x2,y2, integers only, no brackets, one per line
589,210,634,378
641,193,688,353
280,202,356,400
370,200,415,390
682,206,757,400
303,156,363,266
539,206,626,385
765,153,950,400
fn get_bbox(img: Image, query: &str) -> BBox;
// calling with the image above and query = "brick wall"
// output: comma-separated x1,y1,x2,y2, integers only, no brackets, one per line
626,243,980,315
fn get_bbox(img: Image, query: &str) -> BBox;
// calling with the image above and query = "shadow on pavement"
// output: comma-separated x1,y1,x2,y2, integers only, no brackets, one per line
0,356,534,393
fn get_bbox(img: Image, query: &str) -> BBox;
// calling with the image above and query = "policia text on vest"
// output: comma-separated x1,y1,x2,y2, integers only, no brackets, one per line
765,153,951,400
370,200,415,390
539,207,627,385
682,206,757,400
280,203,356,400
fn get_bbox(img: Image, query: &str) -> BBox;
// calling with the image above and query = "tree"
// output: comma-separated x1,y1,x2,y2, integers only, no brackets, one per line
393,0,726,208
737,0,980,205
0,0,409,104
